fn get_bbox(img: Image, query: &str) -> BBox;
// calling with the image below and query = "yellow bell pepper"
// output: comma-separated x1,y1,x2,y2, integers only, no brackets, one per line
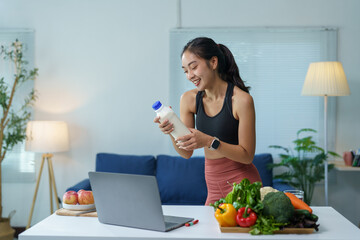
214,203,237,227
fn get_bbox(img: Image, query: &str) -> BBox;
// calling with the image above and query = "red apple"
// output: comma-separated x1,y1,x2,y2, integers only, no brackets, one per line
77,189,85,194
63,191,78,205
78,190,94,205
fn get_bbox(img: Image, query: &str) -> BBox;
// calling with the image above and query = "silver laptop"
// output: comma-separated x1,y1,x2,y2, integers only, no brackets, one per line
88,171,194,232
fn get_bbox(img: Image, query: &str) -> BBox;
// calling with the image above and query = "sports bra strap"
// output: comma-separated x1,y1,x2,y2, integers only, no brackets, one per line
225,82,234,114
196,90,204,114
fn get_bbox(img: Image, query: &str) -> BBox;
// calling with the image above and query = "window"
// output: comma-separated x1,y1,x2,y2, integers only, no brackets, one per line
0,29,35,182
169,28,337,157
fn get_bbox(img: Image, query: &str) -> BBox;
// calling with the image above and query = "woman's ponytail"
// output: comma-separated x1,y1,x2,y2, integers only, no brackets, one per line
218,44,250,93
182,37,250,93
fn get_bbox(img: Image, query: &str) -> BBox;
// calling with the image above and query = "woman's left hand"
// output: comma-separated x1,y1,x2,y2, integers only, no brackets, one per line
175,128,211,151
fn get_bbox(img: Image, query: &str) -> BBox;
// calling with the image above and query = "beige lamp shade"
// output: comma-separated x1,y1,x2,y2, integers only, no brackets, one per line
25,121,69,153
301,61,350,96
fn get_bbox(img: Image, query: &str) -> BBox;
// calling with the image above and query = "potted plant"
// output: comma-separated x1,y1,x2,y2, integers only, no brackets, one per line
0,39,37,239
268,128,340,205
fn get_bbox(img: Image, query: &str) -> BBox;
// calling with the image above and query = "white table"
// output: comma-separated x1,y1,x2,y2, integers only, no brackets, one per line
19,206,360,240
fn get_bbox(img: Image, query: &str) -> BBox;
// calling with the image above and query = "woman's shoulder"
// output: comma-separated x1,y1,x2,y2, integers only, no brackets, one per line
233,85,254,105
181,88,199,102
180,89,199,113
232,86,254,115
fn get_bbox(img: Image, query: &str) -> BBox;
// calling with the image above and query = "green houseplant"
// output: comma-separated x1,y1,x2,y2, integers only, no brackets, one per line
268,128,340,205
0,39,37,238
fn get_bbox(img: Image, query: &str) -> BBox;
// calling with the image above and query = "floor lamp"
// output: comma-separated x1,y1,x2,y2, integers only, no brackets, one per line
301,61,350,206
25,121,69,229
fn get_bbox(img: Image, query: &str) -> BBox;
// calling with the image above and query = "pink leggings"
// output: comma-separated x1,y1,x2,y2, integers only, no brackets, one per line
204,157,262,206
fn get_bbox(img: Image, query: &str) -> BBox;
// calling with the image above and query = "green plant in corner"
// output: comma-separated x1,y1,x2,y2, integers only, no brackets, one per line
268,128,340,205
0,40,37,226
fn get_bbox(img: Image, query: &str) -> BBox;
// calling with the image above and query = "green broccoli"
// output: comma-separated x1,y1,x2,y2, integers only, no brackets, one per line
262,191,294,223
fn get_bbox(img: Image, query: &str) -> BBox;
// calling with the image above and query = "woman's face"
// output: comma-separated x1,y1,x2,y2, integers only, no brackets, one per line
181,50,217,90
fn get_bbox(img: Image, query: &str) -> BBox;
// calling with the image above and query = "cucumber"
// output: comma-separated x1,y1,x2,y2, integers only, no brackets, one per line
309,213,319,222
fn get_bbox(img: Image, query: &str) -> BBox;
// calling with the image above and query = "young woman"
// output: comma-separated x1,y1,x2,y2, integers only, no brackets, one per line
154,37,262,205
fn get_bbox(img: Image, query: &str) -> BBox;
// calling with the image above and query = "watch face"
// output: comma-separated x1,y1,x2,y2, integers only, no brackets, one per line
212,139,220,150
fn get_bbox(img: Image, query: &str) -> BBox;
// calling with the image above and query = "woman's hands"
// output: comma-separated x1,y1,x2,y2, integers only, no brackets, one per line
153,116,174,135
175,128,212,151
154,116,194,159
153,117,210,151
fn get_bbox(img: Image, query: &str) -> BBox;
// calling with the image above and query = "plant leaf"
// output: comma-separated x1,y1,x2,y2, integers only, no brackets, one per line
268,128,340,205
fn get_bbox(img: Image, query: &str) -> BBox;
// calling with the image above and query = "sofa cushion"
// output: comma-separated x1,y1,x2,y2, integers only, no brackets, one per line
252,153,273,187
156,155,207,205
272,179,295,191
96,153,156,176
66,178,91,192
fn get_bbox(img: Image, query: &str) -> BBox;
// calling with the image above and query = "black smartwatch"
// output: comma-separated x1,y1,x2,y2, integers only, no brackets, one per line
209,137,220,150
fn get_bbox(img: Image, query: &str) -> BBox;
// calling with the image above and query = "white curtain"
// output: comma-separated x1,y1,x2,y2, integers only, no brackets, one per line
169,27,337,157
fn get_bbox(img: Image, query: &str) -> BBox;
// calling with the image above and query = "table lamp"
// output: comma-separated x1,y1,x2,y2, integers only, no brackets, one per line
25,121,69,229
301,61,350,206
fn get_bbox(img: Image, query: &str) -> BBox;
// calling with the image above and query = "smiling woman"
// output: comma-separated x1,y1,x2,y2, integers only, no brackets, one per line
154,37,261,205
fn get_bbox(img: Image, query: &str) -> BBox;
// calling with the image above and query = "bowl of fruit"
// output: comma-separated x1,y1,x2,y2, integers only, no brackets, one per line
62,189,95,211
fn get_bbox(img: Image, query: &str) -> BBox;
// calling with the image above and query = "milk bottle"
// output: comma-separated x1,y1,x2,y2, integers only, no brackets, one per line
152,101,191,139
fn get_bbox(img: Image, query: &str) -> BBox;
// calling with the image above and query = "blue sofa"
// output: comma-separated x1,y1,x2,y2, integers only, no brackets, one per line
66,153,292,205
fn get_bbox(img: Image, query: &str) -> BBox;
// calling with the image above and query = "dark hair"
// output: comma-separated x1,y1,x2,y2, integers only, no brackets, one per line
182,37,250,93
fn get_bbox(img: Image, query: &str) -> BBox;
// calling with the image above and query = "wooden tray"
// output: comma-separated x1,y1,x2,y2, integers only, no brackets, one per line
220,226,314,234
55,208,98,217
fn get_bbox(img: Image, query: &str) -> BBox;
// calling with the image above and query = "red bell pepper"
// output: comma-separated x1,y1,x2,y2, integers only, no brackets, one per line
236,206,257,227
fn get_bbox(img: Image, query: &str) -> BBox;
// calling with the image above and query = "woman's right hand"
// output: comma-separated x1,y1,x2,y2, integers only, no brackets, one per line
154,116,174,135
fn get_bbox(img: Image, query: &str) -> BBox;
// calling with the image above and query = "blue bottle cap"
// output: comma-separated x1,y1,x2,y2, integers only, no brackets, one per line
152,101,162,111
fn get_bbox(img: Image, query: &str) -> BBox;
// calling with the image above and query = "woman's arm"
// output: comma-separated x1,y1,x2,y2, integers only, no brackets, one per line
154,90,196,159
174,91,196,159
211,92,256,164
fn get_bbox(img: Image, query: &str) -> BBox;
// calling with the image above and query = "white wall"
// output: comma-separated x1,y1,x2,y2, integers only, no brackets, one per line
0,0,178,226
0,0,359,227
